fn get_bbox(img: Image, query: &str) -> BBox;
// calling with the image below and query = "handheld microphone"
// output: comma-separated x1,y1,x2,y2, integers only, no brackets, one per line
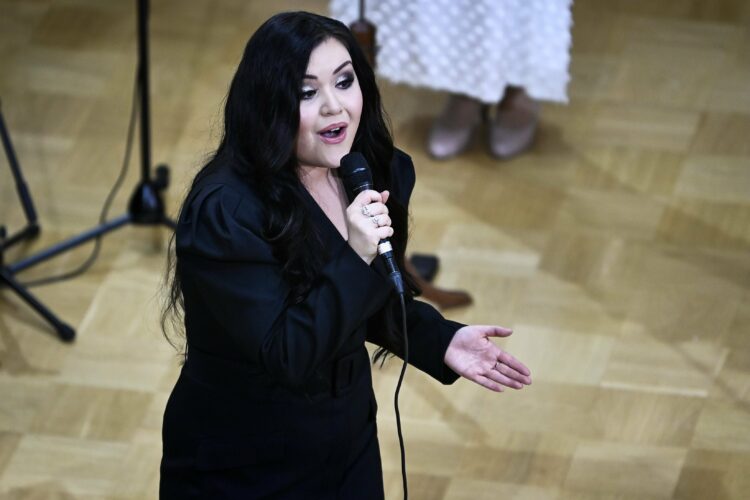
339,152,405,296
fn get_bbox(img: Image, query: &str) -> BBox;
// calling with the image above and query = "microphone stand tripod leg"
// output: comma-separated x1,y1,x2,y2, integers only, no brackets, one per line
0,267,75,342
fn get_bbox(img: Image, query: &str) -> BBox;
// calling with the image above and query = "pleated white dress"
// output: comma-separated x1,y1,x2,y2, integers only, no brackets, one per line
330,0,573,103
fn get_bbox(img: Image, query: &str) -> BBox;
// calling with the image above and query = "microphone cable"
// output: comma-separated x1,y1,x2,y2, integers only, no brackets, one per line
394,291,409,500
337,151,410,498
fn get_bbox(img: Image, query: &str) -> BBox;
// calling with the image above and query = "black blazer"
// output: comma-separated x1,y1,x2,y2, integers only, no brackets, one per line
160,149,463,499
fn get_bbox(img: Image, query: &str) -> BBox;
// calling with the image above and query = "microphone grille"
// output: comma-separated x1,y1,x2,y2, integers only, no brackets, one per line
339,152,373,201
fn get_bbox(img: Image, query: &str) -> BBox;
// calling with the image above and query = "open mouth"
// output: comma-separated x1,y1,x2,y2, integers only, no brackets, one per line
320,127,346,139
318,123,348,144
319,125,346,138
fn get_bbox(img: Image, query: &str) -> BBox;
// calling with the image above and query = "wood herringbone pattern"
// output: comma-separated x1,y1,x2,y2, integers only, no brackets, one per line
1,1,749,498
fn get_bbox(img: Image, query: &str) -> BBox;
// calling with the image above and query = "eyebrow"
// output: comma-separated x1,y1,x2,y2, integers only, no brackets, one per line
303,61,352,80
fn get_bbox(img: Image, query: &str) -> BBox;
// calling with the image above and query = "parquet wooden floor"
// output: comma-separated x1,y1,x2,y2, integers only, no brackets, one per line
1,1,749,498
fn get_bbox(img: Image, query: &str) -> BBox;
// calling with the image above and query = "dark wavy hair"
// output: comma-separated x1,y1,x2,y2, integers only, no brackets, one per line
162,11,416,365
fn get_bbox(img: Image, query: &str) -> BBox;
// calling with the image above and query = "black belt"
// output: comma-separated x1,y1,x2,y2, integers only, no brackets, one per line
182,346,368,401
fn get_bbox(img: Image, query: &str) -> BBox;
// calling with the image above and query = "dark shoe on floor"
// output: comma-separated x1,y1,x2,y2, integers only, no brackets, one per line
409,253,440,283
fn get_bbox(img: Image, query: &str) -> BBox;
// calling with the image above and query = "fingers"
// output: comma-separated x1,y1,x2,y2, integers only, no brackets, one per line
495,360,532,385
474,360,533,393
345,189,395,264
476,375,505,393
355,189,391,238
376,226,394,240
353,189,383,206
370,214,391,228
361,209,391,236
487,362,531,389
352,190,390,207
498,350,531,377
484,368,523,390
363,203,389,217
484,325,514,337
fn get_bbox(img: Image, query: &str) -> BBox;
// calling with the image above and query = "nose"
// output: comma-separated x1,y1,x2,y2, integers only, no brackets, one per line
320,87,343,116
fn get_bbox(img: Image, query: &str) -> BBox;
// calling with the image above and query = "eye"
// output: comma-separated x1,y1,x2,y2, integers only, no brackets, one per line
300,87,317,100
336,72,355,89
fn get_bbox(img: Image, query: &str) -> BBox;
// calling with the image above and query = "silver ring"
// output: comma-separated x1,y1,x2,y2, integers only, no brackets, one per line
361,205,371,217
372,216,380,227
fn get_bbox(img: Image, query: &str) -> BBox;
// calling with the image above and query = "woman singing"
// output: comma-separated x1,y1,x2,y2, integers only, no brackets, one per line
160,11,531,499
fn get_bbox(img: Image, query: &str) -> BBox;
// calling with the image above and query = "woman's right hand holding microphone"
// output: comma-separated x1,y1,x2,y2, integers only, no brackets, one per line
346,190,393,265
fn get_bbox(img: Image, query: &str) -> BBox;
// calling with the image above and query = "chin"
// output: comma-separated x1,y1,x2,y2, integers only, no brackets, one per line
324,146,353,168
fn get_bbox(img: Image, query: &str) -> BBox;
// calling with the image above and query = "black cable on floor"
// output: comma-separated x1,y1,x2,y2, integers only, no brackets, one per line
21,71,139,287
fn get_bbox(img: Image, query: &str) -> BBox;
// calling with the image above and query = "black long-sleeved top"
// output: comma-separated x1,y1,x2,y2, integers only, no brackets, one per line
160,149,463,499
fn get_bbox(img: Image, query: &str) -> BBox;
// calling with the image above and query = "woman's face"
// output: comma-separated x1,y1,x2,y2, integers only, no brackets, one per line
296,37,363,170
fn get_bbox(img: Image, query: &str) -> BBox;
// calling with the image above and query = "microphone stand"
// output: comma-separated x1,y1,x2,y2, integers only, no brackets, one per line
348,0,377,67
3,0,175,341
1,100,75,340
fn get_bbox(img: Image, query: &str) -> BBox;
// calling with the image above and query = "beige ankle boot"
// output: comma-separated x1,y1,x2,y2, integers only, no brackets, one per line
488,87,540,160
427,94,484,160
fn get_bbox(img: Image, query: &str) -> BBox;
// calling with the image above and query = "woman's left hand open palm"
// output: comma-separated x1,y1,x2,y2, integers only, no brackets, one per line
444,325,532,392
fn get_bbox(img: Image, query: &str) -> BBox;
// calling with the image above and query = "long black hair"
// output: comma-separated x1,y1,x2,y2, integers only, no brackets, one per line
162,11,416,363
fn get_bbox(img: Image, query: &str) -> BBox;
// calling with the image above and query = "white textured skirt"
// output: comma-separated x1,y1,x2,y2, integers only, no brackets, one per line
330,0,573,103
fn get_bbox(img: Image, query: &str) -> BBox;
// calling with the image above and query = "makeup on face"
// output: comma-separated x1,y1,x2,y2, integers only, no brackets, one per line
295,38,363,170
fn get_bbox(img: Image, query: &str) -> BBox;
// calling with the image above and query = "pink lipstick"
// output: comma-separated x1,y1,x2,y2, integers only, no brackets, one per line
318,123,348,144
